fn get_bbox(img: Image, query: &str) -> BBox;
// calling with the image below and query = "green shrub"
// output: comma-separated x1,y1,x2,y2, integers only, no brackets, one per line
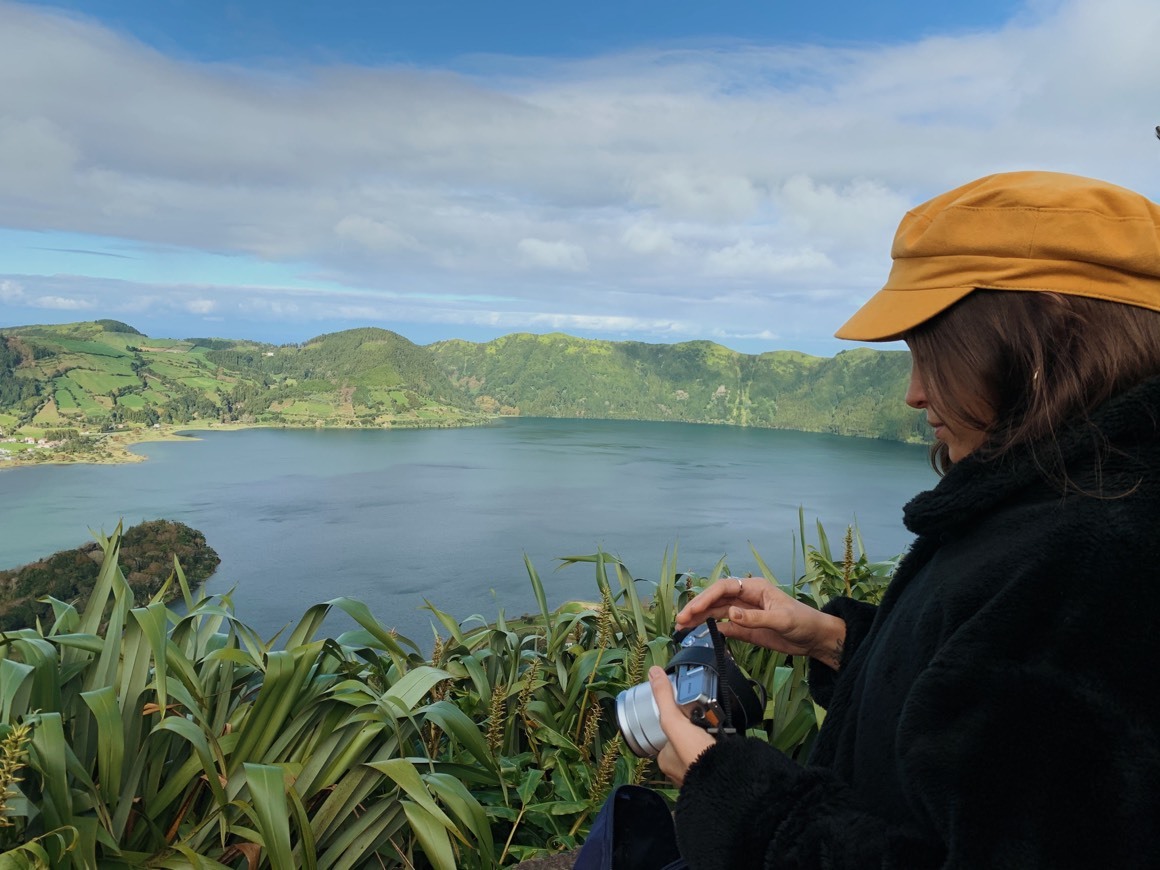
0,517,894,867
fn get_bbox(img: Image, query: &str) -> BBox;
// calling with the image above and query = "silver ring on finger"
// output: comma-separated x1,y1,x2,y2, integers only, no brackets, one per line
736,577,744,595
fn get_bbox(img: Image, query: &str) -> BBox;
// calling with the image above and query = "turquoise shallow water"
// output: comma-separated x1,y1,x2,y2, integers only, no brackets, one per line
0,418,935,643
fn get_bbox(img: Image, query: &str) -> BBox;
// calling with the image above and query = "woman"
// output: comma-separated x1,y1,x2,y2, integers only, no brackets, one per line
649,171,1160,868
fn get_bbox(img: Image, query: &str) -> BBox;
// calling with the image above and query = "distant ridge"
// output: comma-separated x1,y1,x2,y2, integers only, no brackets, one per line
0,320,926,444
429,332,925,442
0,321,478,435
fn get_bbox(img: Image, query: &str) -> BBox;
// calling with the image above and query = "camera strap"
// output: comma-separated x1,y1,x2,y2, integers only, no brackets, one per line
704,617,736,741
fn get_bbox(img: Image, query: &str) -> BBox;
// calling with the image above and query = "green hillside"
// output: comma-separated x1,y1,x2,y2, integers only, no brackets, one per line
430,332,926,442
0,321,482,442
0,321,927,459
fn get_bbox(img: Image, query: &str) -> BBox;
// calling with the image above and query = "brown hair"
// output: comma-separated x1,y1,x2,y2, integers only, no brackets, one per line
905,290,1160,476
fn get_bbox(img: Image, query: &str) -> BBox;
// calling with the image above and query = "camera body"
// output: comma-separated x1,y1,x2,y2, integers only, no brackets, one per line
615,623,763,758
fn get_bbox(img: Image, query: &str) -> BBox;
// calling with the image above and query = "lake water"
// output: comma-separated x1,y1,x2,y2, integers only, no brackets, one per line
0,418,936,645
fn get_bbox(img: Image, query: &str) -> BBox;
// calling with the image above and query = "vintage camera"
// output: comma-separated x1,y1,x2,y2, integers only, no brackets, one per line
615,623,764,758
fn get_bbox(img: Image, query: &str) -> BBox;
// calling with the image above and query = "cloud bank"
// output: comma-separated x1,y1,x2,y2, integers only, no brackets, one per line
1,0,1158,352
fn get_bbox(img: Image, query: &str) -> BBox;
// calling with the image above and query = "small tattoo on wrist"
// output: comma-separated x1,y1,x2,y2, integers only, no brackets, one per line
830,638,844,669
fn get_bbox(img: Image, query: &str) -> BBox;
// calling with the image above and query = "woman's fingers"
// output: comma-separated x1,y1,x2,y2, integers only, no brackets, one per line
711,616,768,646
676,576,765,627
649,666,716,786
648,665,684,780
648,665,679,720
675,580,845,662
724,603,790,634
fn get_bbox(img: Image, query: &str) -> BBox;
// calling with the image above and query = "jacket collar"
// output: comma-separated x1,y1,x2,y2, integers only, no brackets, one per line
903,375,1160,538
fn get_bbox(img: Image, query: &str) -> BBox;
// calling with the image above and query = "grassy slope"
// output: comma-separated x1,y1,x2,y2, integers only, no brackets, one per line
430,332,927,442
0,321,926,449
0,321,482,439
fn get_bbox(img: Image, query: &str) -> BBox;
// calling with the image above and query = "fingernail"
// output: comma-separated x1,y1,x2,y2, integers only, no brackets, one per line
730,607,744,620
649,666,665,680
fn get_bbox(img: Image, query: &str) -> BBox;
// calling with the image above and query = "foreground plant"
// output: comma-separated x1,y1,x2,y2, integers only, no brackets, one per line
0,525,497,868
0,514,894,867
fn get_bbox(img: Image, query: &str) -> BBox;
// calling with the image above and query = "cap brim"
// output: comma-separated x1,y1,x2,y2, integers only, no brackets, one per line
834,286,976,342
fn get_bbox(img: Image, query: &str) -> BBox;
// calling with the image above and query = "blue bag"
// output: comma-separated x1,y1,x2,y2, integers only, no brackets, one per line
573,785,686,870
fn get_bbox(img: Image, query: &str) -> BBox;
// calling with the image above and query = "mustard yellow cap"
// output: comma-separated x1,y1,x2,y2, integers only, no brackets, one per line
835,171,1160,341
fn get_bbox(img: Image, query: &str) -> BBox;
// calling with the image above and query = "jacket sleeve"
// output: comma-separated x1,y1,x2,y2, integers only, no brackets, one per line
673,738,941,869
674,631,1160,869
804,597,877,709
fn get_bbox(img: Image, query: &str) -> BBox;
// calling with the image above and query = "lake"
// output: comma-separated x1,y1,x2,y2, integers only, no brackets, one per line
0,418,936,644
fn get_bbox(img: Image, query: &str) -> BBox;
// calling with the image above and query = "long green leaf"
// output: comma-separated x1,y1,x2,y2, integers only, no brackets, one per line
11,637,62,721
420,600,466,646
153,843,234,869
415,701,497,774
284,602,333,650
522,555,554,636
382,665,454,713
244,763,295,870
308,765,381,845
400,800,457,870
286,773,318,870
0,827,78,868
424,772,496,867
608,557,647,638
151,715,229,812
28,714,74,858
77,525,123,637
324,598,418,659
79,686,124,803
131,603,171,722
315,799,400,869
227,647,316,775
366,758,459,836
0,659,34,721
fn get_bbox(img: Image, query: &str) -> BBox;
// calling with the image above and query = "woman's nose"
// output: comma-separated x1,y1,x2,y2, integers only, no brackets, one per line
905,366,927,409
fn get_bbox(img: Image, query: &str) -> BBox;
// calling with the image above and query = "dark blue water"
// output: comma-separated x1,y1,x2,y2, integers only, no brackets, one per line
0,419,935,644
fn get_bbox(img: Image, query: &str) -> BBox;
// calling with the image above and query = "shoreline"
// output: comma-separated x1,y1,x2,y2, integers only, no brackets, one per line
0,417,495,469
0,421,258,470
1,416,929,470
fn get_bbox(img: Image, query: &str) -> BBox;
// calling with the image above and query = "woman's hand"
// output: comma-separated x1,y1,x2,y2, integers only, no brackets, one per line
677,576,847,670
650,666,717,786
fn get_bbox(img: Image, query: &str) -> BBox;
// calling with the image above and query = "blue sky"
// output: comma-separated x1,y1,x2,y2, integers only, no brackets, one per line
22,0,1030,64
2,0,1158,354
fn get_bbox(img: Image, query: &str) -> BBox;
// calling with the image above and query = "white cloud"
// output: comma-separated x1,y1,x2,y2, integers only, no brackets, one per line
622,222,679,255
630,171,760,221
525,312,687,334
776,176,909,254
0,0,1157,353
0,279,25,302
334,215,421,253
34,294,93,310
705,240,833,277
236,296,302,317
712,327,781,342
185,299,216,314
517,238,589,272
0,116,79,198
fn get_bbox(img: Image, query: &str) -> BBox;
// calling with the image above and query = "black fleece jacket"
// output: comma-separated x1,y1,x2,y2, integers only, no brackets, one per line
674,376,1160,869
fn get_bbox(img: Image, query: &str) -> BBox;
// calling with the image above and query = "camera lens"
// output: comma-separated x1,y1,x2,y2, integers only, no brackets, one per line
615,680,669,758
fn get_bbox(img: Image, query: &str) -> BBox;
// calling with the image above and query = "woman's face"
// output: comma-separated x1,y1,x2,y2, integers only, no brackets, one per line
904,359,989,463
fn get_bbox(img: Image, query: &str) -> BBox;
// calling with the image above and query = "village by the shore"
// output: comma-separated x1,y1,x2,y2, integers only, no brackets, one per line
0,424,217,468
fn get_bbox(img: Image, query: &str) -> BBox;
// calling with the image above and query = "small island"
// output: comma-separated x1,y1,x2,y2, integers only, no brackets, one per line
0,518,220,629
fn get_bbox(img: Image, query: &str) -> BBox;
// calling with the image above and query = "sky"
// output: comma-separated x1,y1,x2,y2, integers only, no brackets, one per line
1,0,1158,356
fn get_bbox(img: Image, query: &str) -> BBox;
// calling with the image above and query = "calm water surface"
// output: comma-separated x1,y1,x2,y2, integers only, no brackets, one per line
0,419,936,643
